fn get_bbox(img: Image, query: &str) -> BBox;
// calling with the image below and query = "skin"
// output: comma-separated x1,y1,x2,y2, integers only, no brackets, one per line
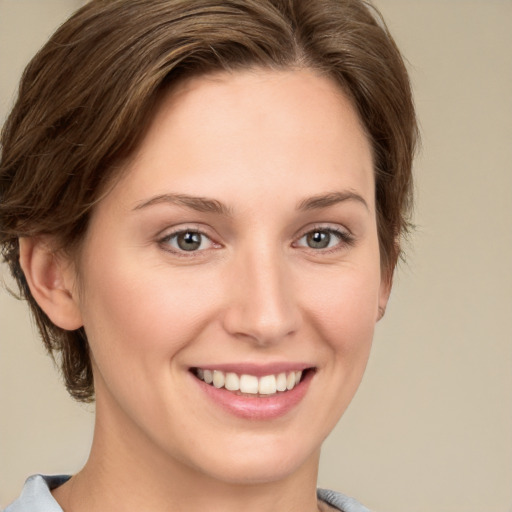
22,68,390,512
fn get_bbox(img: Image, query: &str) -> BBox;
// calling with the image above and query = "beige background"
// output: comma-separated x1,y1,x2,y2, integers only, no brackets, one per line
1,1,511,511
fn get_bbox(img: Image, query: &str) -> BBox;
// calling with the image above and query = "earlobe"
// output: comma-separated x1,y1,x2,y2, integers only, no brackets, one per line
19,237,83,331
377,271,393,322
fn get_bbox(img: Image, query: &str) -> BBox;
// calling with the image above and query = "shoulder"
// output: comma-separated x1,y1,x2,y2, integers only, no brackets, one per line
317,488,373,512
4,478,371,512
4,475,70,512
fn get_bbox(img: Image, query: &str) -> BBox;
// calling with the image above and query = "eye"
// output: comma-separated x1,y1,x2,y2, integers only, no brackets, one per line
161,230,215,253
295,227,353,251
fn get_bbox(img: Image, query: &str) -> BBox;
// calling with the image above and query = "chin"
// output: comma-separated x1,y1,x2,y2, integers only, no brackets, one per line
182,435,320,486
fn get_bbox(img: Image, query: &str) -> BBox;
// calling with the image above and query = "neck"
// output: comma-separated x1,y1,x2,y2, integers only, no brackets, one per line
53,398,322,512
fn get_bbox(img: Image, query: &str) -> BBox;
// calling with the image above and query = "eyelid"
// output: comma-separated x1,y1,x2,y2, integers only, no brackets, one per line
155,222,354,257
293,224,355,252
157,224,221,256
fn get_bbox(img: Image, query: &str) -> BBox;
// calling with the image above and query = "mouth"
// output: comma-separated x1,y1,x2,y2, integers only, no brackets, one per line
190,367,314,397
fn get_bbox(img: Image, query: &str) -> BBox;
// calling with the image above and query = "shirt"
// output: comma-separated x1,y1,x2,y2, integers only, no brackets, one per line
4,474,372,512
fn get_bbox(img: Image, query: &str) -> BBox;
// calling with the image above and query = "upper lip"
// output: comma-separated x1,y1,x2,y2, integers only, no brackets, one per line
190,362,314,377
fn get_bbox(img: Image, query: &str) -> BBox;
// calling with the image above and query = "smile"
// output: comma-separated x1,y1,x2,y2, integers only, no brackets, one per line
190,364,315,420
193,368,304,395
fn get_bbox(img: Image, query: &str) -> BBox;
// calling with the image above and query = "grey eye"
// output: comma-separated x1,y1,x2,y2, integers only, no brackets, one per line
162,230,214,252
306,231,331,249
296,228,351,251
175,231,203,251
160,227,219,255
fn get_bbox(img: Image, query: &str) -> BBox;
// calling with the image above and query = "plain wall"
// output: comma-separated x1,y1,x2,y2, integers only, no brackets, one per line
1,1,511,511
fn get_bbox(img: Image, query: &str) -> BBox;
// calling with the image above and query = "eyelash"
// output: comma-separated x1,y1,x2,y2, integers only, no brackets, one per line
294,226,355,254
158,227,217,257
158,225,354,257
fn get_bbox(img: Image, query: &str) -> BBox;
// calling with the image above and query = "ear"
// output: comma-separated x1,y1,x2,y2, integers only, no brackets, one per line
19,237,83,330
377,269,393,322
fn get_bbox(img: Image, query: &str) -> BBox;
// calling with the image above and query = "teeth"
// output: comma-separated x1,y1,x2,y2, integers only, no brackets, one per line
276,372,287,392
258,375,276,395
195,368,305,395
212,370,225,388
224,372,239,391
286,372,295,390
240,374,259,394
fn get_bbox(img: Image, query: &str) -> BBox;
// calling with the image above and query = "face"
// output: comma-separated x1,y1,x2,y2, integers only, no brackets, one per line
70,69,389,484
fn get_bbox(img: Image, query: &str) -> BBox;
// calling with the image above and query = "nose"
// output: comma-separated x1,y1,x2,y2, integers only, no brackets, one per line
221,248,301,346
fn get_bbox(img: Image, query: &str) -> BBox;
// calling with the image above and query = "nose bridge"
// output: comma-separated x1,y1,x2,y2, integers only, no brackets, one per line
223,243,300,345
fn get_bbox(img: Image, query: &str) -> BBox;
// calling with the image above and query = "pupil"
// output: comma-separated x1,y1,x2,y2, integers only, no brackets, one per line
307,231,330,249
178,232,201,251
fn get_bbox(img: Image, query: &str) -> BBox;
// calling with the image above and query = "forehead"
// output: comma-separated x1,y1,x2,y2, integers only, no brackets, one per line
105,68,375,214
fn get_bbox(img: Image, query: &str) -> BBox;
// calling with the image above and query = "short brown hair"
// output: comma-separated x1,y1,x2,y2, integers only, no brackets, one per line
0,0,418,402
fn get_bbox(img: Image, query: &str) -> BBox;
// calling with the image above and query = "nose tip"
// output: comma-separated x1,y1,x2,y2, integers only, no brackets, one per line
222,254,301,346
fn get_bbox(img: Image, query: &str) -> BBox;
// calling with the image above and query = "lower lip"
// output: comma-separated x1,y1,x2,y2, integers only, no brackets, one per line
193,371,314,420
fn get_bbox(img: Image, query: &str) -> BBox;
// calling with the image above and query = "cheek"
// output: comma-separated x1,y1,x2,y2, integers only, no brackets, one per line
77,247,220,374
301,261,381,362
310,263,380,323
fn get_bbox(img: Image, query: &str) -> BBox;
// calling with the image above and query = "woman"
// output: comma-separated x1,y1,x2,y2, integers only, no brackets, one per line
0,0,417,511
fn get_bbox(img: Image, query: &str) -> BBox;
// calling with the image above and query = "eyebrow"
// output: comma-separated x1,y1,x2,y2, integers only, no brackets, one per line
133,190,368,215
133,193,232,216
297,191,369,212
